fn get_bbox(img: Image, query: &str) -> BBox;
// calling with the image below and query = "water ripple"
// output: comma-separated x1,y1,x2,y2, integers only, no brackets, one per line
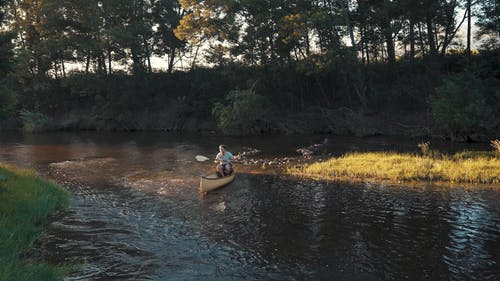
1,135,498,280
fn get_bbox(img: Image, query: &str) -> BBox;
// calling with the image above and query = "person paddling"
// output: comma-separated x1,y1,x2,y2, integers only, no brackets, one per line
215,144,234,177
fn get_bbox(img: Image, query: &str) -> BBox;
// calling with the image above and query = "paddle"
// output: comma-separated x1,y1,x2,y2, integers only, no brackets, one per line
195,155,210,162
196,154,249,166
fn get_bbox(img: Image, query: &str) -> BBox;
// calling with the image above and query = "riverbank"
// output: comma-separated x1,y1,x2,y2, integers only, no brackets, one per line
0,163,69,281
1,105,435,137
287,150,500,186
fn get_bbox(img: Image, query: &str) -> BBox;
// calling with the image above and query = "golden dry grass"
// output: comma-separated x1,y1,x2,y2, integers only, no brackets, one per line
288,151,500,185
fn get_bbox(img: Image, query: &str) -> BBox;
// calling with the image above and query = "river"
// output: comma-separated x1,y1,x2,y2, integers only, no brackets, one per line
1,132,499,280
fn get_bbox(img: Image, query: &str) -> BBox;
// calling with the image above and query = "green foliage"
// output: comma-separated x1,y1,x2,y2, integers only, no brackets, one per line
0,0,497,138
0,32,14,77
0,82,17,119
18,109,52,133
341,110,380,137
212,88,271,135
476,0,499,48
0,164,69,281
429,71,499,137
0,51,495,137
0,24,16,121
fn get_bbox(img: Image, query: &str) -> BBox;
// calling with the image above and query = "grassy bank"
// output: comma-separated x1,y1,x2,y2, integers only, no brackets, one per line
0,163,69,281
288,151,500,185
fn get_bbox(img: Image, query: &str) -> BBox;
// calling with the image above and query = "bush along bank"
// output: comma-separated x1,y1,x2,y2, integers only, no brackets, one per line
0,51,498,139
0,163,69,281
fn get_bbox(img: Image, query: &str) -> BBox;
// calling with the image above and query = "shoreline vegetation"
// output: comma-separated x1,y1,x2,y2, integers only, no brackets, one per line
287,143,500,186
1,52,498,142
0,1,498,141
0,163,69,281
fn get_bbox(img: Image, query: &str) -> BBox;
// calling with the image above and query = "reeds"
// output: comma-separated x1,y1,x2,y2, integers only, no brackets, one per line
288,150,500,185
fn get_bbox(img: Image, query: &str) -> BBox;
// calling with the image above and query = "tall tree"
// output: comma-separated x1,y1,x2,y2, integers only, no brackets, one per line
466,0,471,54
357,0,403,64
12,0,47,77
423,0,439,55
174,0,238,68
400,0,421,59
152,0,185,73
436,0,466,55
1,0,16,118
0,0,13,76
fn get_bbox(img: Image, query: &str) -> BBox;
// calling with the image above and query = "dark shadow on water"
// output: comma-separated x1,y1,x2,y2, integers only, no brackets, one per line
32,172,500,280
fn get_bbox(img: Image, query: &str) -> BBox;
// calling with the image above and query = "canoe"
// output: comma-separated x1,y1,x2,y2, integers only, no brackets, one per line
200,172,236,194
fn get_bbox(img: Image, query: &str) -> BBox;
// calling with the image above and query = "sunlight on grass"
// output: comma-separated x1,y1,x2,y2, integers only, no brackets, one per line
288,151,500,185
0,163,70,281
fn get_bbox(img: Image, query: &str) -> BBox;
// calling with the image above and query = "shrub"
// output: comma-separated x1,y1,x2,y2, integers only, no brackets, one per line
429,71,498,140
18,109,52,133
212,88,271,135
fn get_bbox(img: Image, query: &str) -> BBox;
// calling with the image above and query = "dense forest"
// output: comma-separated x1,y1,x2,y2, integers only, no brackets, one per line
0,0,498,140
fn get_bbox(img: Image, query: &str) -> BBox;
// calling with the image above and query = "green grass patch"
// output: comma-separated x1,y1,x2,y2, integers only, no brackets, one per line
0,163,69,281
288,151,500,185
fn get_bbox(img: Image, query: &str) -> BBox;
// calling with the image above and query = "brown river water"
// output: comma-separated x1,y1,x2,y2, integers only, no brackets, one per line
0,132,499,280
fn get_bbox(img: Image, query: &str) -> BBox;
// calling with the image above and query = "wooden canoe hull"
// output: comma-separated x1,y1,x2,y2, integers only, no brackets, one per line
200,172,235,194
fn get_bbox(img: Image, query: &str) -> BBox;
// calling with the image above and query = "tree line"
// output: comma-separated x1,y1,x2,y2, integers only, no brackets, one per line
0,1,499,139
0,0,497,75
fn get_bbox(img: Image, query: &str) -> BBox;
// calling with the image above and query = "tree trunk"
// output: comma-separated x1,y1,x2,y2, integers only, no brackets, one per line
418,23,427,55
53,61,59,79
434,24,439,51
85,55,90,74
409,18,415,59
143,37,152,73
441,8,468,55
99,52,107,75
305,25,310,56
466,0,471,56
343,0,357,54
131,48,142,73
108,48,112,74
146,54,152,73
360,28,366,63
191,45,200,70
364,27,370,64
167,47,176,74
385,30,396,64
426,16,437,55
61,56,66,77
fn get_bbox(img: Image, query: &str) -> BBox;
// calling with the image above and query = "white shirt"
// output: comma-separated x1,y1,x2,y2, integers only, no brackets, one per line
216,151,233,164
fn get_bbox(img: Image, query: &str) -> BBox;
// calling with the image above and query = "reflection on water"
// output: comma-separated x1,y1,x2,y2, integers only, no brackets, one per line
0,132,499,280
